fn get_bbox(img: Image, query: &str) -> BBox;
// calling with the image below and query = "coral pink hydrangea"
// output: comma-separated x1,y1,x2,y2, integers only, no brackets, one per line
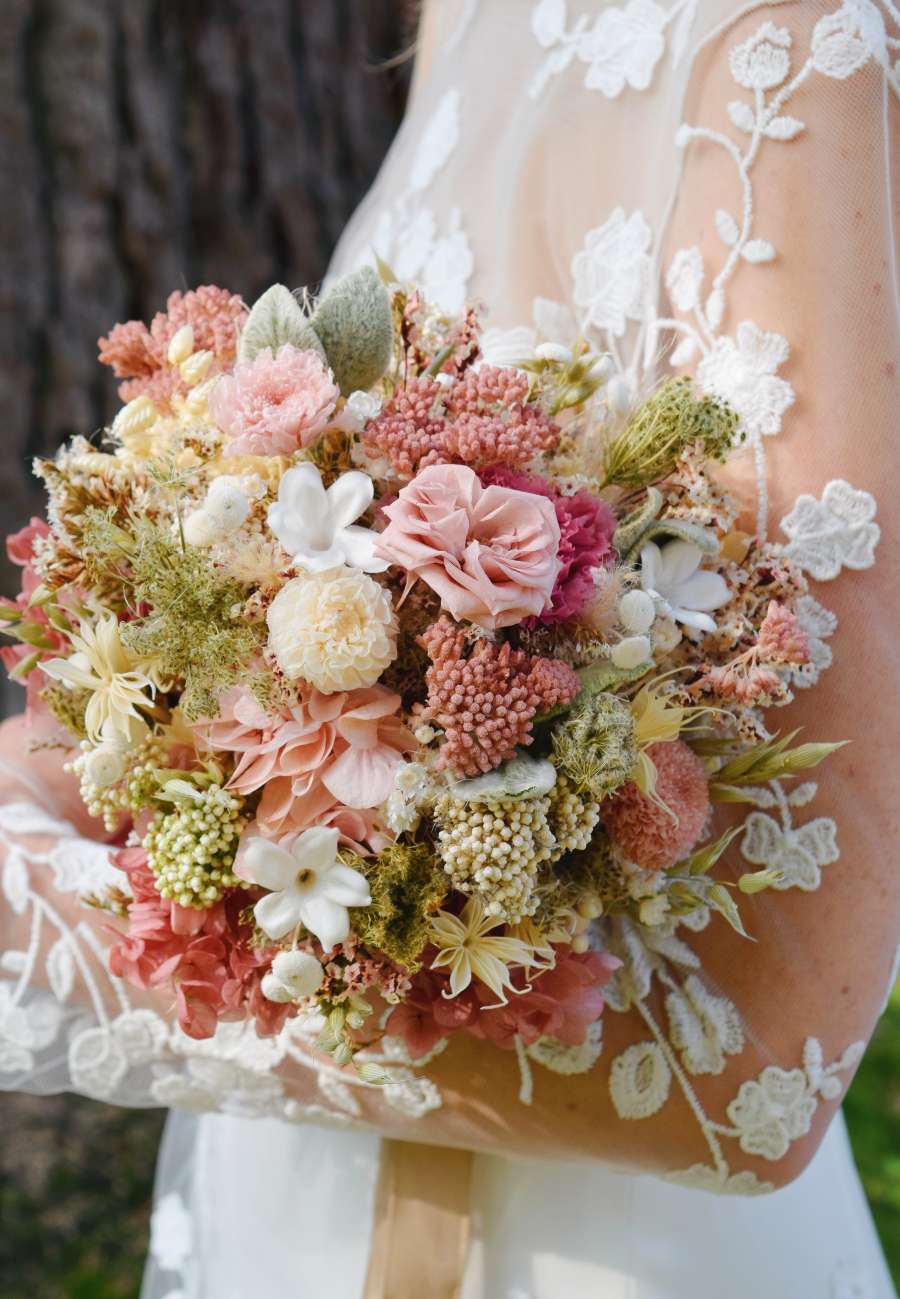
108,846,291,1040
480,467,617,624
98,285,247,410
602,739,710,870
0,519,68,727
376,463,562,630
199,683,413,846
386,947,618,1057
362,366,560,476
209,344,338,457
418,616,580,776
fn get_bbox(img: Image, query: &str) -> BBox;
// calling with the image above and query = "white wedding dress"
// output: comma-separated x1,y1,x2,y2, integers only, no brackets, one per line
1,1,898,1296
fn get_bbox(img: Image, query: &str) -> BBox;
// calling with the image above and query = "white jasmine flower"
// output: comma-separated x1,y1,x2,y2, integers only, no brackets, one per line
261,949,325,1003
267,462,387,574
266,566,396,693
429,897,536,1002
243,826,371,950
640,538,729,633
42,616,156,748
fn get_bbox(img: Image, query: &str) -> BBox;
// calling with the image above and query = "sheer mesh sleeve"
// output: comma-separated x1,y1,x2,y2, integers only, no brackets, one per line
2,0,899,1193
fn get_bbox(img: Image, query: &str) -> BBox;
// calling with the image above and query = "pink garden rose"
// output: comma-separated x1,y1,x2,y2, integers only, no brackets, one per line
209,344,338,457
375,463,561,630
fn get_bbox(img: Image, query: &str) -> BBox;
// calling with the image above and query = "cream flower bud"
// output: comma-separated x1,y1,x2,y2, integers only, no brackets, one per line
83,745,127,789
180,349,214,386
183,509,218,547
183,376,218,416
167,324,195,366
618,589,655,634
204,478,250,532
607,373,634,414
271,949,324,998
535,342,572,363
260,972,295,1004
639,895,670,926
611,634,652,669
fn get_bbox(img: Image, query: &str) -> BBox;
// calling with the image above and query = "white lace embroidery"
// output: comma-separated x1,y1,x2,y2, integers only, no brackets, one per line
528,0,699,101
780,480,881,580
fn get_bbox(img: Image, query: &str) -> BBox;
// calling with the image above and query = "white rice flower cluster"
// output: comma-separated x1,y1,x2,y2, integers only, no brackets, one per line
435,794,555,924
548,774,601,862
145,784,248,909
384,761,433,835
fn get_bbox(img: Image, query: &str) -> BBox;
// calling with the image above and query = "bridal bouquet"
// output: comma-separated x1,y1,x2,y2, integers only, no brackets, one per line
0,268,839,1074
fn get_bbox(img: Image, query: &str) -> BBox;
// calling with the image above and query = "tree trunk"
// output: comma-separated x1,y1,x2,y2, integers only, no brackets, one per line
0,0,411,715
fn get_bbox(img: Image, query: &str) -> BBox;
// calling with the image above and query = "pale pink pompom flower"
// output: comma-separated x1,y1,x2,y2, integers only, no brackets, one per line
602,740,710,871
210,344,339,457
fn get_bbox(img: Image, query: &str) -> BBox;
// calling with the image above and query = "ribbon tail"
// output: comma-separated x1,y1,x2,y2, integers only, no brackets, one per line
363,1139,474,1299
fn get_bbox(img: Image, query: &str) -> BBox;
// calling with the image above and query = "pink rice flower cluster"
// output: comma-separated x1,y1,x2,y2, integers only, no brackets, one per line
108,846,291,1040
199,683,413,846
480,467,617,624
418,616,580,777
362,365,560,477
210,344,339,457
698,663,787,706
385,947,618,1059
602,739,710,871
319,935,413,1005
98,285,247,410
757,601,810,664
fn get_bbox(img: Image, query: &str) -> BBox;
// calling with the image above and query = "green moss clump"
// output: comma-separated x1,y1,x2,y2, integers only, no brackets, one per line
551,690,636,801
348,842,447,971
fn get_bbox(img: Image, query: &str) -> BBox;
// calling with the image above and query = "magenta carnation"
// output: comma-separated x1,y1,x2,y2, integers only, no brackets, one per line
480,467,616,624
602,740,710,870
209,344,338,457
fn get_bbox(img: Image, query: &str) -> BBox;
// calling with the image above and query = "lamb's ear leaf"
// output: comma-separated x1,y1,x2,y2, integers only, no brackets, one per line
310,267,393,395
449,752,558,803
238,284,326,364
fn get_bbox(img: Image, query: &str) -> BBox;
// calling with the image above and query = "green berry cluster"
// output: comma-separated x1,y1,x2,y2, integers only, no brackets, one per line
145,783,248,909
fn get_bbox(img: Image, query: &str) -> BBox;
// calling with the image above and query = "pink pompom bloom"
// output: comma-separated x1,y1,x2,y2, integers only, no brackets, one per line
480,467,617,624
376,463,562,630
603,739,710,871
108,847,292,1040
209,344,339,458
198,683,414,847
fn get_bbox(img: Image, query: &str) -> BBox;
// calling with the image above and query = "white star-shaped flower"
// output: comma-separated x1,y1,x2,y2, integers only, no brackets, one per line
267,462,388,574
640,538,729,633
241,826,371,950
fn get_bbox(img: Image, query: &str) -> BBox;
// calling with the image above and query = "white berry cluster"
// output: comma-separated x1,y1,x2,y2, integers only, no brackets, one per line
548,774,601,862
435,794,555,924
145,783,248,909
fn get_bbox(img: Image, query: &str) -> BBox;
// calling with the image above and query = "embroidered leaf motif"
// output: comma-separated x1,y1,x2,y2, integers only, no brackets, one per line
741,239,775,263
669,336,698,366
764,114,804,140
780,479,880,579
704,288,725,330
610,1041,671,1118
714,208,739,247
317,1068,362,1117
46,938,74,1002
665,974,744,1075
2,856,28,915
726,99,756,132
532,0,568,46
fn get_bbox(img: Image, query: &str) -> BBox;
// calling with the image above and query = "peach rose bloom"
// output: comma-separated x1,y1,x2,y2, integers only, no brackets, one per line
375,463,561,629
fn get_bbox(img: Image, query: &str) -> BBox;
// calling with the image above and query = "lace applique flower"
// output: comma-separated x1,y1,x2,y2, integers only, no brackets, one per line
577,0,667,98
571,208,652,336
741,810,839,891
726,1064,817,1160
728,21,792,90
696,321,794,439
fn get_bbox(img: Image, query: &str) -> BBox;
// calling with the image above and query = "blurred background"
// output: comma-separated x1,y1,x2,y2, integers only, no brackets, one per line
0,2,896,1295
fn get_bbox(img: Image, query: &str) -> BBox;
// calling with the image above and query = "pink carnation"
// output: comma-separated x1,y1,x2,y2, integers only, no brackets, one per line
108,847,291,1040
209,344,338,457
602,740,710,871
480,467,616,623
198,683,414,847
376,463,561,630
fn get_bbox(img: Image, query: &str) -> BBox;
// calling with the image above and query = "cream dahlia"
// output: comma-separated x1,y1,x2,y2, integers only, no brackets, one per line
266,566,396,693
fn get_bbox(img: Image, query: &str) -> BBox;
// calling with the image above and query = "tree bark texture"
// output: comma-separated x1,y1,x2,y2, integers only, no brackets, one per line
0,0,412,714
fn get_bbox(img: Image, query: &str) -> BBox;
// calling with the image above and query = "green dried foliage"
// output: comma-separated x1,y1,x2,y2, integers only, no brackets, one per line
348,842,447,971
710,730,846,801
602,377,742,489
87,513,264,721
38,681,89,738
310,266,394,394
551,690,637,800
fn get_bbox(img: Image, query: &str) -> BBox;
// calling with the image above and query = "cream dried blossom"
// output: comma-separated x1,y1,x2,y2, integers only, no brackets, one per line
266,566,397,693
41,615,157,747
429,896,536,1001
548,774,601,861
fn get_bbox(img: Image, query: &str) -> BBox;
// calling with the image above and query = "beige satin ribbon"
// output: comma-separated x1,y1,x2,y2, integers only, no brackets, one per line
363,1140,474,1299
